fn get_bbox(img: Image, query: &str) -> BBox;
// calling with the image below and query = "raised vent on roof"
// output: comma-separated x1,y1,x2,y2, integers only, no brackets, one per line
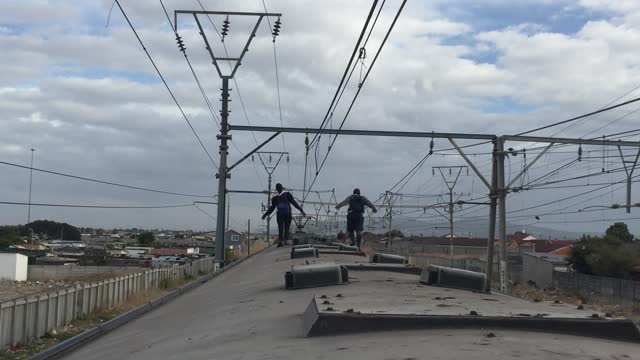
421,265,487,293
285,263,349,289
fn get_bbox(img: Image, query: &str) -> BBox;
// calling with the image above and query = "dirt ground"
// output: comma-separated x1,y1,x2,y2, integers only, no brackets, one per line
0,280,71,303
510,284,640,321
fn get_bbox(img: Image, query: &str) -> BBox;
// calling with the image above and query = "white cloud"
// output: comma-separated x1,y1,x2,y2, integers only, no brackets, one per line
0,0,638,235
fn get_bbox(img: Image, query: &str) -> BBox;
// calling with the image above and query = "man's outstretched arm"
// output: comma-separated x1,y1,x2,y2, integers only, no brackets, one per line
288,193,306,216
362,196,377,212
262,197,277,219
335,196,350,209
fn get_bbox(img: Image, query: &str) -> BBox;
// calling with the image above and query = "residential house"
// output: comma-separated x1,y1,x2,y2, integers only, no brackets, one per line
506,231,537,252
149,248,199,256
20,243,47,251
124,246,154,258
533,240,575,253
225,229,246,250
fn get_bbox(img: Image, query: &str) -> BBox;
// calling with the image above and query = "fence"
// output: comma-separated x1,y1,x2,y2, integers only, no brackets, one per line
553,270,640,306
28,265,145,281
0,257,214,349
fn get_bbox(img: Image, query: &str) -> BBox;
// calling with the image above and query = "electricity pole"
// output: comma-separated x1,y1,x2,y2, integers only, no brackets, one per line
27,147,35,243
433,165,468,266
27,148,35,224
175,8,282,269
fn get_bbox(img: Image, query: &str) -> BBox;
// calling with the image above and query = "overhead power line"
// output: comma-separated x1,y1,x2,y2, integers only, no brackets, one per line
517,95,640,136
160,0,220,130
0,201,193,209
309,0,379,147
193,203,216,221
262,0,291,185
0,160,214,198
306,0,407,197
114,0,219,171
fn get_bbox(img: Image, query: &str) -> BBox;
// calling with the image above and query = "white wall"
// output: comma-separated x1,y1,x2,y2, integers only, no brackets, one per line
0,253,28,281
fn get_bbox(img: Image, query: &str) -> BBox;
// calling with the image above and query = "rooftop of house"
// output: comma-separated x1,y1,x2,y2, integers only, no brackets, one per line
149,248,188,256
508,231,536,242
533,240,575,253
522,252,569,265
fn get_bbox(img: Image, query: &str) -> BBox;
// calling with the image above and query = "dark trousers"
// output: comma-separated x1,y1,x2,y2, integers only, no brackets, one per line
276,214,292,244
346,212,364,247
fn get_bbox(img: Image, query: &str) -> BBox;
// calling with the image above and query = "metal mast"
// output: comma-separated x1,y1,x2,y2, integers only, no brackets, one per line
175,9,282,269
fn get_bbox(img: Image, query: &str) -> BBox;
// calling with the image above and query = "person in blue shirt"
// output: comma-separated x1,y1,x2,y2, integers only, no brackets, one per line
262,183,306,247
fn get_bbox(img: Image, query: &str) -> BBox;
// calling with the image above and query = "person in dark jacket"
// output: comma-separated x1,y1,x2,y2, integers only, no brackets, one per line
335,188,377,249
262,183,306,247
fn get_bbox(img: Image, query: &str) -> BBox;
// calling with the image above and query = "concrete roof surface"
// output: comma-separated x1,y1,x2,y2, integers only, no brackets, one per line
64,247,640,360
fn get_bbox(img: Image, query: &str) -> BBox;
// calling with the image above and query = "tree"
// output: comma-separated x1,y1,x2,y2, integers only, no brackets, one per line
0,225,22,248
20,220,81,240
138,231,155,245
605,222,634,243
568,235,640,278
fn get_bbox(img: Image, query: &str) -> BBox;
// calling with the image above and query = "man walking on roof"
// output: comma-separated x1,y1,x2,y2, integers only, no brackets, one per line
336,188,377,249
262,183,306,247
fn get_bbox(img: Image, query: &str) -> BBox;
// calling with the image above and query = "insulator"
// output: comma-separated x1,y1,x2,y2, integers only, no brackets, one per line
269,155,272,162
305,135,309,146
221,16,230,40
432,168,435,176
449,168,452,175
578,145,583,162
251,155,254,162
359,47,366,59
287,155,290,163
272,17,282,41
429,138,434,155
175,34,186,53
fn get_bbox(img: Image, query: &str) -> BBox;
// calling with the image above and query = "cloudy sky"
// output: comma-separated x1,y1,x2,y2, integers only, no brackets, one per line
2,0,640,237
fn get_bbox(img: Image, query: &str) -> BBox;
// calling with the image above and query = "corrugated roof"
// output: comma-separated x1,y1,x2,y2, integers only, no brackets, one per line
533,240,575,253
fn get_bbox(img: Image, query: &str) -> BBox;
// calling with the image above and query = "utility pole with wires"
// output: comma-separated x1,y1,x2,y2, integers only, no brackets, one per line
174,8,282,269
254,151,289,245
433,165,469,263
27,147,35,243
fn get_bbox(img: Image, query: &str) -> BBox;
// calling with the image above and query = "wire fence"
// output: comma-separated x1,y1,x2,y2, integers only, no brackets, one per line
0,258,214,349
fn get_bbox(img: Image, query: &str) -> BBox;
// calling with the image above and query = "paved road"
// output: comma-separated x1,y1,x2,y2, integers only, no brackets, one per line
65,247,640,360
